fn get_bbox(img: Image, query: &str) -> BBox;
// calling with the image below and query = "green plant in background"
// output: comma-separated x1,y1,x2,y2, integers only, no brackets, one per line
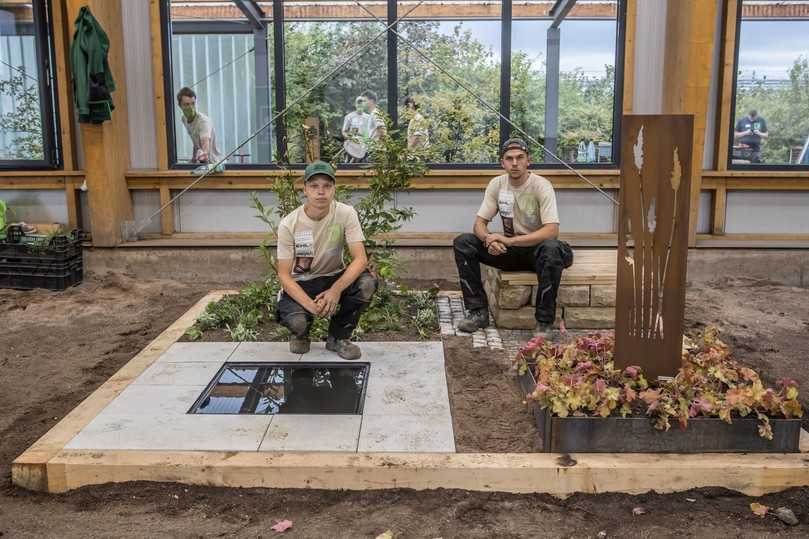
0,70,44,160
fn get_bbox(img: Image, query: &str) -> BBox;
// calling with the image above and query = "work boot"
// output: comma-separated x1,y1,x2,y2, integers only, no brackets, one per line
289,336,311,354
534,321,556,342
326,336,362,360
457,308,489,333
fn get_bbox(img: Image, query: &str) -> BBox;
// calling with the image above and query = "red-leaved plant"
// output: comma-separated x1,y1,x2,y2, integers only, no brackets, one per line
515,326,803,439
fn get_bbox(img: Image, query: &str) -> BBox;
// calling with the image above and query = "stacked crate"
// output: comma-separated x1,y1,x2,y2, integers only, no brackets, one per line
0,225,84,291
482,249,617,329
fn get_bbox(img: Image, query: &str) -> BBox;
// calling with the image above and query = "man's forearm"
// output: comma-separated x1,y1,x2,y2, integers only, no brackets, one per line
331,257,367,294
507,225,558,247
473,219,490,242
279,273,317,311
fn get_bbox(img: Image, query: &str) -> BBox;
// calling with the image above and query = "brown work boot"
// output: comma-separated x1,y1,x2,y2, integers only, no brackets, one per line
326,337,362,360
457,308,489,333
289,336,311,354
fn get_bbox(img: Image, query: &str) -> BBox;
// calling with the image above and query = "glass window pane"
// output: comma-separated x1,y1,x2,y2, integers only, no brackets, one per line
168,1,274,166
511,1,619,165
398,1,501,164
283,2,387,164
0,2,46,162
732,1,809,166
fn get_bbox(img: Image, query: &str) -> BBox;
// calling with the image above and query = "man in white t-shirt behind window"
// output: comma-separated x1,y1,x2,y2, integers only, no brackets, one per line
453,138,573,339
275,160,378,360
177,86,223,166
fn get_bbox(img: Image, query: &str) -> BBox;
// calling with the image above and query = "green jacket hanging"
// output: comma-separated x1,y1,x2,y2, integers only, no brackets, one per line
70,6,115,124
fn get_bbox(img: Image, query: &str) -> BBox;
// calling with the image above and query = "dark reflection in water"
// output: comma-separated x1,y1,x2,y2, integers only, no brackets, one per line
190,363,368,415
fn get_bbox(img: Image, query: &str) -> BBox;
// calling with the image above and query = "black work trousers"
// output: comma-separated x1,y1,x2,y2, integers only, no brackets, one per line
452,233,573,324
277,271,378,340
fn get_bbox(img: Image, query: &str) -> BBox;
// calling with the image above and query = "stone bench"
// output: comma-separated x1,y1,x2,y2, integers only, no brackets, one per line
482,249,617,329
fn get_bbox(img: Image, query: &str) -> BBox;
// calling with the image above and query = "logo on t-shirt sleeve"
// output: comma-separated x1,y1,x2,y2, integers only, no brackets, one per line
293,230,315,275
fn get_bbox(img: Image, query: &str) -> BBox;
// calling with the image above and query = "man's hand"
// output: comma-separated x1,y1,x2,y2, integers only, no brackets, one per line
484,233,510,248
304,298,324,316
753,129,762,136
487,240,507,256
314,287,341,317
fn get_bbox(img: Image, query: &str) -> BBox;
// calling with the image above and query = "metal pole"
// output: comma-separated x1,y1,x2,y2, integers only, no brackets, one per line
544,26,560,160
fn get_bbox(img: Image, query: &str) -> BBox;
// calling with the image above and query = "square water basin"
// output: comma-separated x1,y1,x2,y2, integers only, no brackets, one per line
189,362,369,415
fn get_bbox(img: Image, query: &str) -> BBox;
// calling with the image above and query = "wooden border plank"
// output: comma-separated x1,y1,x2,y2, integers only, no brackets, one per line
44,449,809,496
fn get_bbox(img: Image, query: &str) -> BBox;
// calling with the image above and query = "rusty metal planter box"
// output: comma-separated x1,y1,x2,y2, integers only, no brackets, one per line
517,368,802,453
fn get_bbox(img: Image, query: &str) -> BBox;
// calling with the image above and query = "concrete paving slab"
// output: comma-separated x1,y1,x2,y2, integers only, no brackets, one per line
228,341,302,363
259,414,361,452
100,384,206,416
134,361,224,386
65,413,272,451
156,342,239,363
358,413,455,453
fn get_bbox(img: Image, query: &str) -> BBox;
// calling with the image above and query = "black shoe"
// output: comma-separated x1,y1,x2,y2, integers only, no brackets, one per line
457,308,489,333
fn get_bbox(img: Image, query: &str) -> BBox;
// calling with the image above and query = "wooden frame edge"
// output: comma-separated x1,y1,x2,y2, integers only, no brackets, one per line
11,290,234,492
151,0,169,170
41,448,809,496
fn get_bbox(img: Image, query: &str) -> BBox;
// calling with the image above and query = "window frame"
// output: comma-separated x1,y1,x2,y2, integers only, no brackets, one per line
0,0,62,170
160,0,627,171
726,0,809,171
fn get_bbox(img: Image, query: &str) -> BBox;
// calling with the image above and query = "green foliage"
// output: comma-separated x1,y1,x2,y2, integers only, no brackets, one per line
280,20,616,164
734,57,809,164
0,69,44,160
516,327,803,439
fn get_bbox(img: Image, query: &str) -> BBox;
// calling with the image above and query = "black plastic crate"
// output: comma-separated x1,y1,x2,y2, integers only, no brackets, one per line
0,226,84,291
0,226,84,262
0,257,83,291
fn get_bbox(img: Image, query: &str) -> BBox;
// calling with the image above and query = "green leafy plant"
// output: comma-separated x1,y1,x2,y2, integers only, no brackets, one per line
0,69,44,160
515,326,803,439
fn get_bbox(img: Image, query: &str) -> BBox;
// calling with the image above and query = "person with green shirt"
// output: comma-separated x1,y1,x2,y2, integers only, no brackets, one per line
734,109,769,163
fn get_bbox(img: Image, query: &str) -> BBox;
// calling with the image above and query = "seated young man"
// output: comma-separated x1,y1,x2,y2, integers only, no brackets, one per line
453,138,573,338
276,160,378,359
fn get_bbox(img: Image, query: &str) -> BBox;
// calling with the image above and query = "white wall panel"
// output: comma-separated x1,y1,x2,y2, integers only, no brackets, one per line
0,189,68,224
726,191,809,234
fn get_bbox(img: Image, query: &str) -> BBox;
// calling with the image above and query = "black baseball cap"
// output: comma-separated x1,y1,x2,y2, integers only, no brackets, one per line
303,160,337,183
500,137,529,157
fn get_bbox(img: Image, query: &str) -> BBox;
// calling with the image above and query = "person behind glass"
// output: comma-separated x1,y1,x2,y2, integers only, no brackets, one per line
362,90,386,140
176,86,223,165
403,96,429,150
453,138,573,339
275,160,378,360
734,109,768,163
341,95,370,163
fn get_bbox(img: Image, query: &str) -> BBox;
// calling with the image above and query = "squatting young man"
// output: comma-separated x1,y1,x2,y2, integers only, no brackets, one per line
453,138,573,338
276,160,378,359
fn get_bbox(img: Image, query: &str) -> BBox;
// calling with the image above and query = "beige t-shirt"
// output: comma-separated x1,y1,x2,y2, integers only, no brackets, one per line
276,201,365,281
477,173,560,237
181,111,223,163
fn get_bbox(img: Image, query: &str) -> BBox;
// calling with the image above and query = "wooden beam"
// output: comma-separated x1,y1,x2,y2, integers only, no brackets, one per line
712,184,727,235
65,0,134,246
662,0,720,247
65,182,79,229
715,0,739,171
150,0,169,170
50,0,76,170
159,182,174,235
621,0,636,115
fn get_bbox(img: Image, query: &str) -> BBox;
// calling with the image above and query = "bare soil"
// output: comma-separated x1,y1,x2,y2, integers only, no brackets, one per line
1,272,808,538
